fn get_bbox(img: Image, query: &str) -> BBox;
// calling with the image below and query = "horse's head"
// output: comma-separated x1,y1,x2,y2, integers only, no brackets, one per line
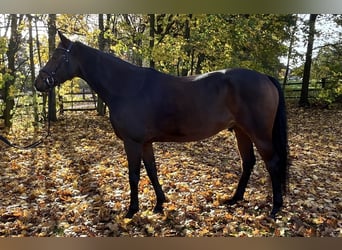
35,31,77,92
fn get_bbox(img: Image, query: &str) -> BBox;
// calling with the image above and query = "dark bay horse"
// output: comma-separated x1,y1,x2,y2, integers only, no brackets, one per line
35,31,288,218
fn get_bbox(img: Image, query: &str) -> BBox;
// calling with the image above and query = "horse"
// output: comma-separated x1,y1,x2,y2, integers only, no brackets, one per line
35,31,289,219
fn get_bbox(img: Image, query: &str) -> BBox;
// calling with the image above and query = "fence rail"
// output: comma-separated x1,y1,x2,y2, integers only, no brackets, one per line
283,80,327,100
0,80,332,118
58,81,330,107
59,89,98,112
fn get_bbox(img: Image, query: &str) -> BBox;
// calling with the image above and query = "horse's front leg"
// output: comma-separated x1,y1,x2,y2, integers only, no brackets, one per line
124,140,143,218
142,142,166,214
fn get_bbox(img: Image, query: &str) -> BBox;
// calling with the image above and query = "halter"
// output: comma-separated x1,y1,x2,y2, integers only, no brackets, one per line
39,42,74,89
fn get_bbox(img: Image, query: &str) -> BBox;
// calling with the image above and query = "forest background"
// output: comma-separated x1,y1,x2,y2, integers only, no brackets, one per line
0,14,341,129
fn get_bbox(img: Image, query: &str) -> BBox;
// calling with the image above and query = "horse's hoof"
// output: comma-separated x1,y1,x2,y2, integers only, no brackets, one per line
268,212,277,220
224,197,242,206
153,206,164,214
225,199,237,206
269,207,281,220
125,208,139,218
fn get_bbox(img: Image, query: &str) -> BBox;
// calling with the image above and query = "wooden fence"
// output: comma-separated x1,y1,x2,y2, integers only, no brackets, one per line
59,89,98,113
283,81,325,100
57,81,328,112
0,80,331,120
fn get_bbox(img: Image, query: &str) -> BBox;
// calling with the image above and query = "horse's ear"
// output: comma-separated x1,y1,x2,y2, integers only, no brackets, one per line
58,30,71,48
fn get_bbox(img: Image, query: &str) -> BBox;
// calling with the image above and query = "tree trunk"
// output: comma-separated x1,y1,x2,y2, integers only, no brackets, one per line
96,14,106,116
35,15,46,118
48,14,57,121
195,53,205,74
149,14,155,69
283,14,298,89
4,14,22,128
299,14,318,107
181,14,192,76
28,14,39,125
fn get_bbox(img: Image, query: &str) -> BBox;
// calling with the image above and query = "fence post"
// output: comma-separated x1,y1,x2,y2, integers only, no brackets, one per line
58,92,64,115
321,78,326,88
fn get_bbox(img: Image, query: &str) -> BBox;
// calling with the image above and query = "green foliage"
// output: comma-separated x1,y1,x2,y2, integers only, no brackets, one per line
146,14,293,76
0,36,7,55
316,73,342,106
0,71,14,90
189,14,232,72
48,14,297,77
151,34,185,74
58,79,80,96
226,14,292,75
0,36,8,89
311,45,342,79
310,39,342,106
111,41,129,58
0,14,341,128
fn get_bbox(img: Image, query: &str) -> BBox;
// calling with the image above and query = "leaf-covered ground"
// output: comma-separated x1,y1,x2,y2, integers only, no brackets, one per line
0,104,341,237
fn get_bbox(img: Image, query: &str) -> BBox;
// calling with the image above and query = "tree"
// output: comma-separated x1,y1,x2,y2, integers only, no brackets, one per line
147,14,292,76
180,14,192,76
3,14,23,128
226,14,293,76
310,15,342,105
310,14,342,80
0,16,9,125
1,13,338,131
27,14,39,125
47,14,57,121
121,14,146,66
283,14,299,88
148,14,155,68
299,14,318,107
97,14,107,116
148,14,209,75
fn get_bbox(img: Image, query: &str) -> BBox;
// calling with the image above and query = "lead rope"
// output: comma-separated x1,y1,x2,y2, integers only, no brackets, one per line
0,90,52,150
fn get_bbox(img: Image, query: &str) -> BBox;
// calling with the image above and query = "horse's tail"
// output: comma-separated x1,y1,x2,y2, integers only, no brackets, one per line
268,76,289,194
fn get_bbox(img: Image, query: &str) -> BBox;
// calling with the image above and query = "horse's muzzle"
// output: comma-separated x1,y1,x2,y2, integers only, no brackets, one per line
34,75,50,92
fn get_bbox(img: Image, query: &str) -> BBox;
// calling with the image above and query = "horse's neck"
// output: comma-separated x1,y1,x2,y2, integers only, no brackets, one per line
76,44,145,102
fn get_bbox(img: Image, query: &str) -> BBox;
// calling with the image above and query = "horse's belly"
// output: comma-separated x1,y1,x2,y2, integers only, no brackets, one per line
154,115,234,142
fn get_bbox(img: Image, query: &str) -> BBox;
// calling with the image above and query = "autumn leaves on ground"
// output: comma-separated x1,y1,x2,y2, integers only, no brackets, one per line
0,104,341,237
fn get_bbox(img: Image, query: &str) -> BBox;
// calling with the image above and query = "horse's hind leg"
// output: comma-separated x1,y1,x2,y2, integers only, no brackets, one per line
142,142,166,214
253,137,283,218
227,127,256,205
